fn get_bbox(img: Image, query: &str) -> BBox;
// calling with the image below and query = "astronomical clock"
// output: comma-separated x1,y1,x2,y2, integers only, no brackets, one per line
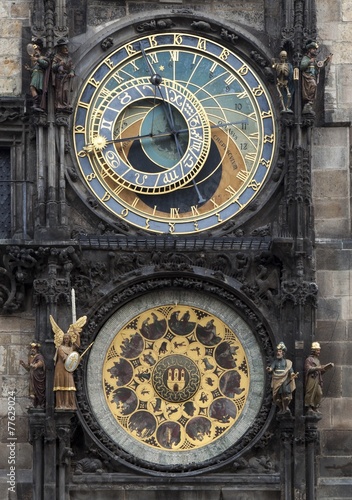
72,31,276,235
0,0,319,495
69,18,279,477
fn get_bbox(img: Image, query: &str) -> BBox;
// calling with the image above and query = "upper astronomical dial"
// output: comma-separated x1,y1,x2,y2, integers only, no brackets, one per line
73,33,276,234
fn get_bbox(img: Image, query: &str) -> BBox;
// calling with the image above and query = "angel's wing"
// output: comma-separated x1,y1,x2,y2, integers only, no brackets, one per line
67,315,87,344
50,315,65,349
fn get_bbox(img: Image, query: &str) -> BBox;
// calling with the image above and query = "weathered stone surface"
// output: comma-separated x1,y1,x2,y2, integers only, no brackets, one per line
317,480,352,500
330,399,352,428
0,20,22,37
317,270,352,300
0,375,28,398
312,171,349,198
314,199,349,219
0,442,32,470
0,76,20,95
347,320,352,338
312,130,349,171
87,3,126,26
321,430,352,456
328,271,352,297
317,0,341,22
323,366,342,400
0,316,35,333
68,484,280,500
0,347,7,375
316,298,342,321
0,415,28,442
342,0,352,22
315,219,350,239
10,2,31,18
341,296,352,320
319,455,352,477
315,319,347,342
316,248,352,271
317,398,332,428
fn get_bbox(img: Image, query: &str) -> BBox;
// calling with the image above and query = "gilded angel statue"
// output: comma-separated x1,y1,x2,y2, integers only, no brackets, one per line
50,315,87,410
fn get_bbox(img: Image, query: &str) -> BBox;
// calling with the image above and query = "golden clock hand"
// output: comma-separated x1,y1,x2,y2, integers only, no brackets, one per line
139,48,248,142
83,130,176,152
107,131,174,143
113,118,249,143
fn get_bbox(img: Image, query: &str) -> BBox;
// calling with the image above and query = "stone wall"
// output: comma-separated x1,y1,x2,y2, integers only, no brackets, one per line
318,0,352,123
84,0,265,31
312,128,350,238
0,0,31,96
314,1,352,497
0,6,34,499
315,238,352,497
0,316,34,499
0,2,32,498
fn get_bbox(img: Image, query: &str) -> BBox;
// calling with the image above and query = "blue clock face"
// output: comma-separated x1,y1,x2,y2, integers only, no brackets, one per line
73,32,277,234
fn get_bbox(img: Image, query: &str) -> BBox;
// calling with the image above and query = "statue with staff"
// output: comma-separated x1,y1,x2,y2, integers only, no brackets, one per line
267,342,298,414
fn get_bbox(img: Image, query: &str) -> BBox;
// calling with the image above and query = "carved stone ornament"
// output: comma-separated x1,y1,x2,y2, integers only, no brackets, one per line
281,280,318,306
0,246,44,312
74,457,104,475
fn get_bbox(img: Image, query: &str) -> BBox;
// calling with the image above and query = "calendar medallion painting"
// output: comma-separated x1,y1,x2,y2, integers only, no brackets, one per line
102,305,249,451
86,290,266,469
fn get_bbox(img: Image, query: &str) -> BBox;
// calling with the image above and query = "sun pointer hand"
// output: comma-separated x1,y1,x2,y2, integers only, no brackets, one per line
84,117,250,153
86,133,153,151
84,129,177,152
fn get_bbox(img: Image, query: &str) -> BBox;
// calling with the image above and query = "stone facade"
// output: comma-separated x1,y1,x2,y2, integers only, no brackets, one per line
0,0,351,499
312,4,352,497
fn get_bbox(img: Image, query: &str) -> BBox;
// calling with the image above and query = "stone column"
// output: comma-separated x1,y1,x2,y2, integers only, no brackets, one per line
56,411,75,500
29,409,46,500
305,415,321,500
280,415,295,500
